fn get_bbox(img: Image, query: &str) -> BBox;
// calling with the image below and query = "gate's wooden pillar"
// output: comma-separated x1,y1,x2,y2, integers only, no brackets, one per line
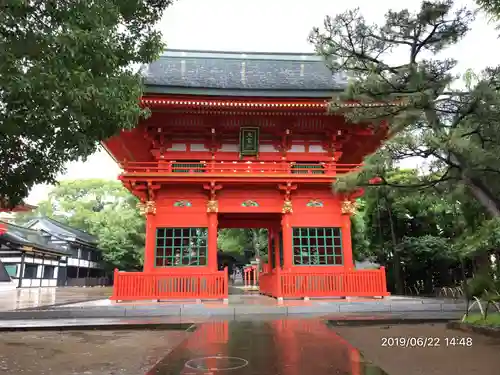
208,212,219,271
268,228,274,269
281,214,293,270
143,205,156,273
341,214,354,270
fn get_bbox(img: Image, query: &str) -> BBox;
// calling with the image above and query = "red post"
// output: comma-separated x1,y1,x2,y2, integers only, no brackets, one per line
263,228,275,273
281,214,293,270
208,212,218,271
143,214,156,272
223,266,229,298
341,215,354,270
274,232,282,299
111,268,119,300
380,266,388,296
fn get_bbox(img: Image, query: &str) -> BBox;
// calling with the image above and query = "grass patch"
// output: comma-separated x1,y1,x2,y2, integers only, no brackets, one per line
463,313,500,327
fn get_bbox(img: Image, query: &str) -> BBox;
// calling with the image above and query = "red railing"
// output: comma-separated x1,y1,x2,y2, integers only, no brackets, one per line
259,267,389,298
121,161,362,176
243,265,258,289
110,268,228,301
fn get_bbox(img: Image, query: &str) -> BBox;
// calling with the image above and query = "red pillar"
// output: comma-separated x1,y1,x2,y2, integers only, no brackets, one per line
267,228,274,269
274,234,280,269
281,214,293,270
143,213,156,272
208,213,218,271
341,215,354,269
274,231,282,299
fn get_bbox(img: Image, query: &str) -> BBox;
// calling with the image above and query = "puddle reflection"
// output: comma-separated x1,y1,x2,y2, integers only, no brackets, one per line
147,320,388,375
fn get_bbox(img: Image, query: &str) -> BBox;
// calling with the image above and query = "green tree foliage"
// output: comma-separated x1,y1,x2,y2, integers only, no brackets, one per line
17,179,145,271
217,228,268,258
1,0,174,208
355,168,468,294
310,0,500,218
477,0,500,20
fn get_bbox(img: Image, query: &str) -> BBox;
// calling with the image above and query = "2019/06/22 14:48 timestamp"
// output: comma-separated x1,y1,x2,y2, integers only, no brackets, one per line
381,336,473,348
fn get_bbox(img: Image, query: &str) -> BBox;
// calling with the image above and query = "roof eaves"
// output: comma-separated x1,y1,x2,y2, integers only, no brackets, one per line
159,49,322,62
43,218,98,244
143,85,340,98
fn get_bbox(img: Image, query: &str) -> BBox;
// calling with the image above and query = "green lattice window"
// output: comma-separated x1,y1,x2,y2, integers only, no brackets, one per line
155,228,208,267
291,163,325,175
171,162,205,173
292,227,343,265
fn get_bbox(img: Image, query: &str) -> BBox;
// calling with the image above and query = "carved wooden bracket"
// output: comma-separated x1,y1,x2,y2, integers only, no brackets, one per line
282,200,293,214
207,200,218,213
137,200,156,215
278,182,297,201
203,181,223,201
340,188,364,215
203,181,222,213
341,200,357,215
278,182,297,214
147,181,161,201
144,126,173,152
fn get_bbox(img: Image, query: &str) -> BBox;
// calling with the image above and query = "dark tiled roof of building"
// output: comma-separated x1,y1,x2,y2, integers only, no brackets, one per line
0,221,70,256
141,50,348,96
25,217,98,246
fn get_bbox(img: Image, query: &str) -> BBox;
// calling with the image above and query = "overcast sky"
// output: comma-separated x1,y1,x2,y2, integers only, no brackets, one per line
26,0,500,204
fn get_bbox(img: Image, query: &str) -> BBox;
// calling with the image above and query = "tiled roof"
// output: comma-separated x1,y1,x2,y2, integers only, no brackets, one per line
0,221,70,256
24,217,98,246
142,50,348,96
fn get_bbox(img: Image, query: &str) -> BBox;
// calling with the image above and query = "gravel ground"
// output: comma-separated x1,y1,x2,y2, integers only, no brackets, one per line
333,323,500,375
0,329,189,375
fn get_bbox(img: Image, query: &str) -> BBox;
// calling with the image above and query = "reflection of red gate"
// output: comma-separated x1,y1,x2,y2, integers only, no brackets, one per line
179,321,230,374
273,320,360,375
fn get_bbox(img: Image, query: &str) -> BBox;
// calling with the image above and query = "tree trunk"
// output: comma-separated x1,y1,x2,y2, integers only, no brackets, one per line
424,109,500,217
475,251,492,275
251,229,260,259
387,204,404,295
461,174,500,217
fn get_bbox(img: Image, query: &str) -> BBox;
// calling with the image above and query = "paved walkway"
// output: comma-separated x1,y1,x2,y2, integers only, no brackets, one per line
0,287,112,311
147,319,381,375
0,289,473,321
0,311,464,331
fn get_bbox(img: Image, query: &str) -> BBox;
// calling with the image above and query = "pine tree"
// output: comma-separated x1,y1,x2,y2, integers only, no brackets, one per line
310,0,500,217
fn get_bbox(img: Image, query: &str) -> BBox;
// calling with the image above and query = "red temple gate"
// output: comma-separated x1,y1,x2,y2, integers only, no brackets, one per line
106,50,389,302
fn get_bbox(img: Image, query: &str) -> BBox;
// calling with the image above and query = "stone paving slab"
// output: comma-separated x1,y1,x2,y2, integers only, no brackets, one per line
0,287,113,311
0,301,471,320
0,311,464,331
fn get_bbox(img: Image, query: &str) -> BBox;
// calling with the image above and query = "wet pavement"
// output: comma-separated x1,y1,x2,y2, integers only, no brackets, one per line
146,319,500,375
0,287,112,311
148,320,385,375
0,329,189,375
1,318,499,374
0,312,463,331
0,294,471,321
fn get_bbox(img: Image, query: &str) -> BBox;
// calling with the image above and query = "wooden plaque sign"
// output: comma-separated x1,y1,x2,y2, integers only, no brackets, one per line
239,127,259,156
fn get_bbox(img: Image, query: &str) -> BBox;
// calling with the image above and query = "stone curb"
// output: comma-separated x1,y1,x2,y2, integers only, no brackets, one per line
0,315,462,332
0,303,471,320
446,321,500,338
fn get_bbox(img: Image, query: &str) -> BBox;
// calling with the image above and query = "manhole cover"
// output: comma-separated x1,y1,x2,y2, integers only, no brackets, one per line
185,356,249,371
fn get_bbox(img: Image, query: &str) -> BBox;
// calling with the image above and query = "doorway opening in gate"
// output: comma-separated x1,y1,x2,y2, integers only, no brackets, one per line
217,213,282,290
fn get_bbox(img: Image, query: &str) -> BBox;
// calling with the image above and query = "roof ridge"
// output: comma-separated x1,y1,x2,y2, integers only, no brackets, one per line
1,220,41,233
44,217,97,239
159,49,324,62
162,48,319,56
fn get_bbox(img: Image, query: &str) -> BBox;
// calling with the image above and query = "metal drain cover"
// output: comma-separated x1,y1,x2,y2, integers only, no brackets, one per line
185,356,249,371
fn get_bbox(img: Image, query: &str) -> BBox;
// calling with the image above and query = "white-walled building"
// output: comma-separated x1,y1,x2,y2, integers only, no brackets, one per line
0,221,70,287
0,218,107,288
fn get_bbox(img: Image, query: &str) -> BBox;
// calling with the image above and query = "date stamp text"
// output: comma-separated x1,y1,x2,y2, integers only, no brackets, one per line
381,336,472,348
